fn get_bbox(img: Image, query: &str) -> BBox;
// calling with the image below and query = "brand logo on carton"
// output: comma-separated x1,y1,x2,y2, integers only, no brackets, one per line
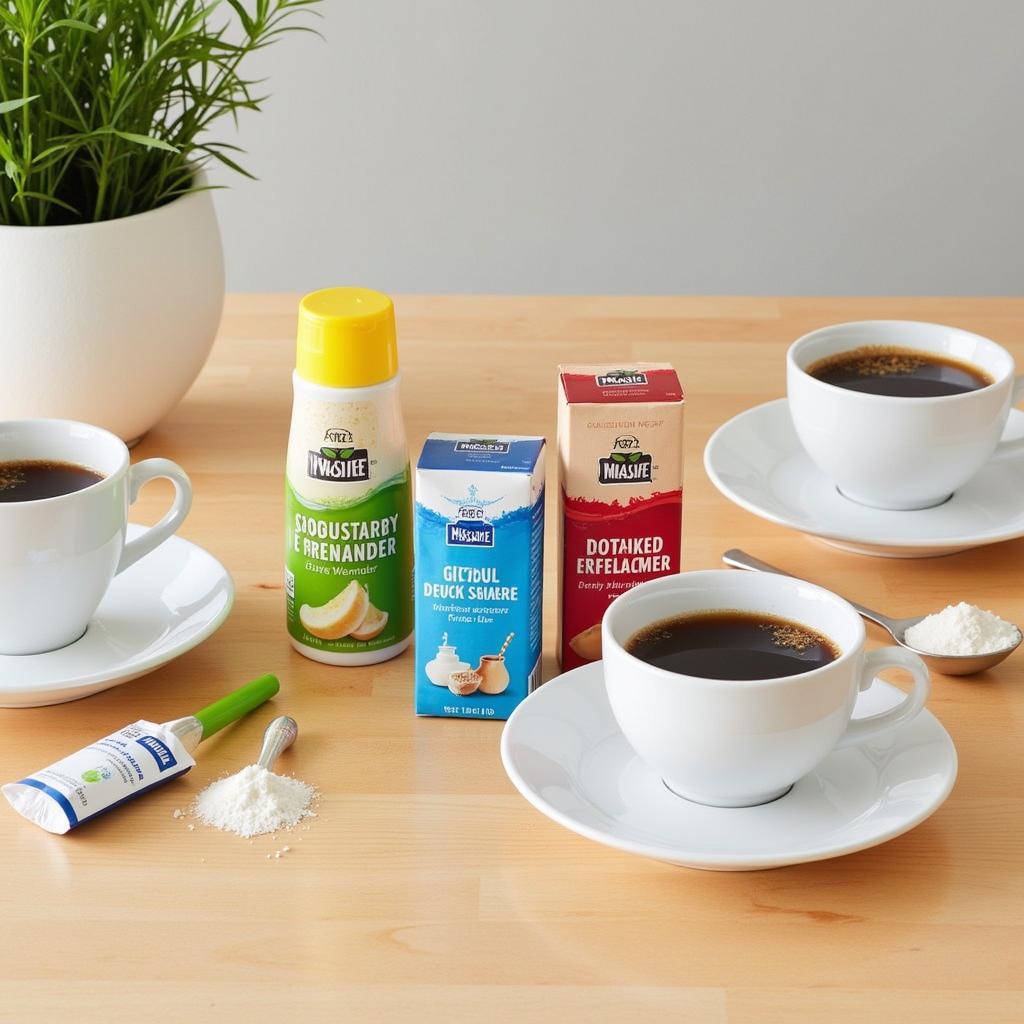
596,369,648,388
453,438,511,454
136,735,179,772
444,485,500,547
598,445,653,484
446,509,495,547
308,427,371,482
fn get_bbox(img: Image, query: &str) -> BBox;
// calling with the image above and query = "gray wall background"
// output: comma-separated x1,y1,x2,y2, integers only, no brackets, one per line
213,1,1024,294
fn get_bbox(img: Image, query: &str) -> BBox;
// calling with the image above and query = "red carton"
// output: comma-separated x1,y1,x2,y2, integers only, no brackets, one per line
556,364,685,670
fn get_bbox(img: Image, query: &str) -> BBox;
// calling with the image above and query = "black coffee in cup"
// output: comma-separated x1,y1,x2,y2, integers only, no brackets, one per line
625,611,840,680
808,345,992,397
0,460,103,502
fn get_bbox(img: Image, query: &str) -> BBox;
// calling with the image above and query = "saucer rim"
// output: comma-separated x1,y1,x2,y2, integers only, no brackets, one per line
703,398,1024,551
0,524,235,697
500,661,958,870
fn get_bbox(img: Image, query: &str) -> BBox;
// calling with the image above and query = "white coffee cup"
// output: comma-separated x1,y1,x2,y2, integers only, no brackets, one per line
0,420,192,656
602,569,929,808
787,320,1024,510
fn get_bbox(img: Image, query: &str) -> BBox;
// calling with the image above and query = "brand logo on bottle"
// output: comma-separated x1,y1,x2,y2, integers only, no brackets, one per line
596,369,648,388
136,735,179,772
308,427,371,482
453,438,511,454
598,435,653,484
444,484,500,546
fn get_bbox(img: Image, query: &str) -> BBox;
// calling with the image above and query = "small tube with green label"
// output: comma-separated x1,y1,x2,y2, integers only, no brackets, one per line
2,674,279,834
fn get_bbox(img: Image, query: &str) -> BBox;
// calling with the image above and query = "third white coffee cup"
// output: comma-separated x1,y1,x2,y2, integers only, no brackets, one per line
0,419,192,656
787,320,1024,511
602,569,930,808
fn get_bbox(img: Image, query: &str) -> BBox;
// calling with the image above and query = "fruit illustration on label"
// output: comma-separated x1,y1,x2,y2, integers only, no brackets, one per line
568,623,602,662
299,580,370,640
350,602,389,641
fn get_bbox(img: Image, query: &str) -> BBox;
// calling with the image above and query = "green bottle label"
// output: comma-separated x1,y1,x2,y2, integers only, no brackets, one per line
285,470,413,652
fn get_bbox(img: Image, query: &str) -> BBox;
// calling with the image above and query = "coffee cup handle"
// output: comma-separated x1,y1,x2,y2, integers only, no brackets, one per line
115,459,193,574
834,646,930,750
995,375,1024,456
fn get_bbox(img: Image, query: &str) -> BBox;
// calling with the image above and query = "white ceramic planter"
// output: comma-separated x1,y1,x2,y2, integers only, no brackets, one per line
0,177,224,443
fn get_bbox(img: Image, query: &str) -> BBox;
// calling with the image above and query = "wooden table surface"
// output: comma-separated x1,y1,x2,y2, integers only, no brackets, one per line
2,296,1022,1022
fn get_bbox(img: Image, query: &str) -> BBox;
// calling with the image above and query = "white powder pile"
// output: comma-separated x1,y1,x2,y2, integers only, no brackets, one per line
904,602,1021,656
193,764,317,838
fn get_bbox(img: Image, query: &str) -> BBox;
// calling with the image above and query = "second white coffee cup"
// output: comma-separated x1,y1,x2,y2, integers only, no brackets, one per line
787,320,1024,510
602,570,930,808
0,419,192,656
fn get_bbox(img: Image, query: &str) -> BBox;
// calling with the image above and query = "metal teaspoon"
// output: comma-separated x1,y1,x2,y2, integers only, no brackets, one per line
722,548,1022,676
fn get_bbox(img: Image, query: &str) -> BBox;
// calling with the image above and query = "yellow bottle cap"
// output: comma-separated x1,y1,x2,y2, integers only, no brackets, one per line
296,287,398,388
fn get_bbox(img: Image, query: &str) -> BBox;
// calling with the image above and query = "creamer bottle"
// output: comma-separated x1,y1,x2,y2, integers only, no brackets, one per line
286,287,413,665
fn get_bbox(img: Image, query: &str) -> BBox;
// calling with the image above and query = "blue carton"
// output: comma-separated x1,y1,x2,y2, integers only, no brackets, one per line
414,433,545,719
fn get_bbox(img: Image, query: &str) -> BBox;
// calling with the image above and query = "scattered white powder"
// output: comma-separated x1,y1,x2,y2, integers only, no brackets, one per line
193,764,317,838
904,602,1021,656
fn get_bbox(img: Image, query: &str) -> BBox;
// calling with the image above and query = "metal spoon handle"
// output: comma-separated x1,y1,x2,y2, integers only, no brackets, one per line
721,549,905,637
257,715,298,771
722,549,797,579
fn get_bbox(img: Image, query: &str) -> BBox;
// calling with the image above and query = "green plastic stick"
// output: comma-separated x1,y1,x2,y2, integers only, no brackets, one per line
193,674,280,741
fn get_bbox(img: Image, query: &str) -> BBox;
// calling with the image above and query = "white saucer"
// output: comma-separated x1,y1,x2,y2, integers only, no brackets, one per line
501,662,957,871
0,525,234,708
704,399,1024,557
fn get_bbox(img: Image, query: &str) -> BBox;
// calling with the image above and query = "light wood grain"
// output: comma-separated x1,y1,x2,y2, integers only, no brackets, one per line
1,296,1022,1023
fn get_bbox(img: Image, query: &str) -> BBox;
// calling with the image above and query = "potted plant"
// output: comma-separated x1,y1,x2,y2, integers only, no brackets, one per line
0,1,318,442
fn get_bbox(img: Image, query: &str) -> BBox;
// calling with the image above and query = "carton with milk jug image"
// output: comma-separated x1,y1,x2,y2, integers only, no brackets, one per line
414,434,545,719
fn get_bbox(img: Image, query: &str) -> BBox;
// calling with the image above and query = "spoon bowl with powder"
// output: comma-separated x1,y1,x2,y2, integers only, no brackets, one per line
723,550,1022,676
891,603,1022,676
192,715,317,838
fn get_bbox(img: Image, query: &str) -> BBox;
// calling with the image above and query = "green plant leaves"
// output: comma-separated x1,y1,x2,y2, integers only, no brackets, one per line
0,0,321,225
0,97,38,116
106,130,179,153
196,141,257,180
39,19,100,38
610,453,627,463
